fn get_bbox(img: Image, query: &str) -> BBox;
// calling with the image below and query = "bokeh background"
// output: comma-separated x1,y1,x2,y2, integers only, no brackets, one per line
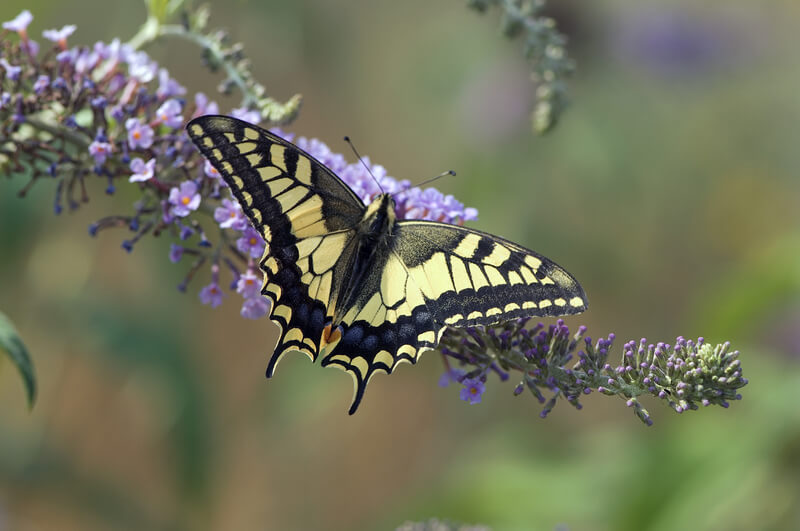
1,1,799,530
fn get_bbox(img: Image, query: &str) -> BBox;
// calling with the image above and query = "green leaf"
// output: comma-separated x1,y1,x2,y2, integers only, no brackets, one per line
0,311,36,407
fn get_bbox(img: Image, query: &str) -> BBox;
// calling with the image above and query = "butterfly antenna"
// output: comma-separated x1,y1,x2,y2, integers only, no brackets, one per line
344,136,385,194
414,169,456,188
394,169,457,202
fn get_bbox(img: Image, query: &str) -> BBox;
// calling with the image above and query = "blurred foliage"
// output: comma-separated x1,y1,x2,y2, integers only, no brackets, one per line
0,311,36,407
467,0,574,134
1,1,799,530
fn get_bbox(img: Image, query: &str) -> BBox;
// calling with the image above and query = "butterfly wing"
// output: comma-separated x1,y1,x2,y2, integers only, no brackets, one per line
321,220,587,413
187,116,366,373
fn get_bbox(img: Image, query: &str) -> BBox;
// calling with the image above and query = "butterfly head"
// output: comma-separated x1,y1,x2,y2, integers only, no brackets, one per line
361,193,397,239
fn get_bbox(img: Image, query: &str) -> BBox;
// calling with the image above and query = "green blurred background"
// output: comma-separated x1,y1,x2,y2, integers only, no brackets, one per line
1,1,799,530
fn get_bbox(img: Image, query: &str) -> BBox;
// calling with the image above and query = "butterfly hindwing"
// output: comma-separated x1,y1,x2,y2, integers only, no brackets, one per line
320,241,439,413
187,116,365,371
320,220,587,413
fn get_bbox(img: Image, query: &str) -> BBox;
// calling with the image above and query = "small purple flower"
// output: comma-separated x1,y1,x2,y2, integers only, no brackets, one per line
0,92,10,110
127,51,157,83
169,181,201,217
156,68,186,99
129,157,155,182
95,38,129,63
241,296,270,319
3,10,33,35
236,270,262,299
203,160,220,179
42,25,76,50
0,59,22,81
169,243,184,263
55,49,75,64
125,118,154,150
179,225,194,240
199,282,224,308
230,107,261,124
192,92,219,117
460,378,486,404
33,75,49,94
214,198,247,230
438,368,467,387
74,49,99,75
3,10,38,55
237,226,265,259
154,99,183,128
89,140,113,165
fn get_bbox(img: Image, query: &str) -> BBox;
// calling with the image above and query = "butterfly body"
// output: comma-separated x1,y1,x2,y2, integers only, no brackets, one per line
187,116,587,413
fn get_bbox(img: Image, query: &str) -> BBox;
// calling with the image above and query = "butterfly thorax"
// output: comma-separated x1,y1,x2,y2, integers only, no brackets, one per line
358,193,397,241
333,193,397,325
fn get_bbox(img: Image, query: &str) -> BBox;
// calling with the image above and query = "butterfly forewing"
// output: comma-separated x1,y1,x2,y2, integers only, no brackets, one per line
187,116,365,371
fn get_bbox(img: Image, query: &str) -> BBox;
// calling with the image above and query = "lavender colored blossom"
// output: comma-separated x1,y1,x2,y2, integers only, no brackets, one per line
0,59,22,81
199,282,224,308
214,198,247,230
95,38,129,63
3,10,33,34
460,378,486,404
203,160,220,179
156,68,186,99
33,75,49,94
3,10,38,56
236,271,262,299
236,226,265,259
129,157,155,182
126,118,154,150
192,92,219,117
154,99,184,128
89,140,114,165
438,368,467,388
168,181,201,217
127,50,157,83
230,106,261,124
42,25,76,49
241,296,270,319
169,244,184,263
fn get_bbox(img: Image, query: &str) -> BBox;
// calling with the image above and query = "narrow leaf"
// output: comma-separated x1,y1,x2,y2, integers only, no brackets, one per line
0,311,36,407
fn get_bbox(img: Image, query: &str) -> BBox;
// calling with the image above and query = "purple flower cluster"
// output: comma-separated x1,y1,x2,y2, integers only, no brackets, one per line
437,319,747,424
0,9,479,322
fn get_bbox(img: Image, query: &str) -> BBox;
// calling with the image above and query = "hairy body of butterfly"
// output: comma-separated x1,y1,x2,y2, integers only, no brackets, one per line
187,115,588,414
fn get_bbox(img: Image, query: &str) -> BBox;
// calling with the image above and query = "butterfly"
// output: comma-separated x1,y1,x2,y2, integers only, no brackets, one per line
186,116,587,413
